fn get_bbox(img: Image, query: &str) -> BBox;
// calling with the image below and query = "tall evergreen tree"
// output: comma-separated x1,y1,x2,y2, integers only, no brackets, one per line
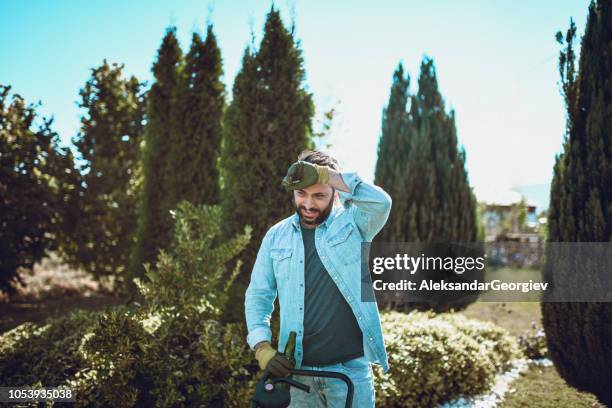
374,58,479,311
0,85,79,294
65,60,145,279
377,58,478,243
374,63,410,242
541,1,611,404
127,27,183,295
169,25,224,206
220,7,314,321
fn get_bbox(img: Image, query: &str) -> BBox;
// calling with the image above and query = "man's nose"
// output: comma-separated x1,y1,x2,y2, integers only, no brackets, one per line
304,197,315,208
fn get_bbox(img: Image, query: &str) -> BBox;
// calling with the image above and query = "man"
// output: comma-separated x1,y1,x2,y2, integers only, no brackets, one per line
244,150,392,407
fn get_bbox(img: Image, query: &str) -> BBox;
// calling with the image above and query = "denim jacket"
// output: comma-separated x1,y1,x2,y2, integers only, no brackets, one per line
244,172,392,373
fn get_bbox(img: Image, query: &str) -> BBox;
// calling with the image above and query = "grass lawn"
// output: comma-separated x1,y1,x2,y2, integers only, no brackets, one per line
457,301,607,408
499,364,606,408
459,301,541,336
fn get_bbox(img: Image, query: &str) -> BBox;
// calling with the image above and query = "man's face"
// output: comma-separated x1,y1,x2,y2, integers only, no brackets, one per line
293,183,337,227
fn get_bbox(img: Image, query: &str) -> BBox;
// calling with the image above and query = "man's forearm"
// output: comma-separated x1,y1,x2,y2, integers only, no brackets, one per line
327,168,350,192
333,171,392,241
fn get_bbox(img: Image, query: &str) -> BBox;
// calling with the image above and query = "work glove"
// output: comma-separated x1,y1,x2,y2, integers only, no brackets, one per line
282,160,330,190
255,343,294,377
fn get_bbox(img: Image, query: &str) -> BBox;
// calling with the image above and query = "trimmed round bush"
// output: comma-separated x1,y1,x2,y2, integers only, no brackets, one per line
374,311,521,408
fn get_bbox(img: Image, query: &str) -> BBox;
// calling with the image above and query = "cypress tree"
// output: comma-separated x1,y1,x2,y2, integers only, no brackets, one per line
375,58,479,311
66,60,145,279
378,58,478,243
127,27,183,295
541,1,611,404
374,63,410,242
220,7,314,321
0,85,78,294
169,25,224,206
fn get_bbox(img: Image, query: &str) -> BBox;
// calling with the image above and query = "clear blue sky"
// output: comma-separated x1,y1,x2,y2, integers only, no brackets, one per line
0,0,591,211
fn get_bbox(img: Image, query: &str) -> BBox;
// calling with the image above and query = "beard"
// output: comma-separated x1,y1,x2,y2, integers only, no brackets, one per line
295,189,335,226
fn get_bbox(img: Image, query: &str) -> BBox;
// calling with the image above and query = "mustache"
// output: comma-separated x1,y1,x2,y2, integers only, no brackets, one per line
300,207,319,213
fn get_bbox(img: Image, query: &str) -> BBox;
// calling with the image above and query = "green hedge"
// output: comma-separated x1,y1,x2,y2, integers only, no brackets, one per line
0,309,97,388
374,311,521,407
65,306,258,407
0,308,520,407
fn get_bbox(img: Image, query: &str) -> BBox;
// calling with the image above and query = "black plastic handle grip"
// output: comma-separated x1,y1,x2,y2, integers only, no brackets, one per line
269,377,311,392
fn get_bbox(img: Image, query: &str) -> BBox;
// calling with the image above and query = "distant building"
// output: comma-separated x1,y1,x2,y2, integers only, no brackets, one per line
480,199,546,268
480,201,542,243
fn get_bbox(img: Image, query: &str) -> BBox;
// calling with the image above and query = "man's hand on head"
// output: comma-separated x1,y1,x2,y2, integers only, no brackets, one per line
282,160,329,190
282,160,350,192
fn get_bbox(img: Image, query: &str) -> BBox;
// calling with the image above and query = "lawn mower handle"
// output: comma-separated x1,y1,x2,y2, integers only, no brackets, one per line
250,367,354,408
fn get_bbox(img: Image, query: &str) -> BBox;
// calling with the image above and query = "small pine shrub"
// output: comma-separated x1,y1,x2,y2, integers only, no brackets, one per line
517,322,548,360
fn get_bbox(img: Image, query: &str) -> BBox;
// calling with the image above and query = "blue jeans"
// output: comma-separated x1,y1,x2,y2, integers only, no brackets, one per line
288,354,375,408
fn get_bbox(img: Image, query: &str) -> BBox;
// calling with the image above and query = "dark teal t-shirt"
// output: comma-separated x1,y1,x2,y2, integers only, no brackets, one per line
300,224,363,365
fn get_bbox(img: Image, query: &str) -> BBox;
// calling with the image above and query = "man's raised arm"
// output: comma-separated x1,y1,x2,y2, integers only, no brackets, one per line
328,169,392,242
